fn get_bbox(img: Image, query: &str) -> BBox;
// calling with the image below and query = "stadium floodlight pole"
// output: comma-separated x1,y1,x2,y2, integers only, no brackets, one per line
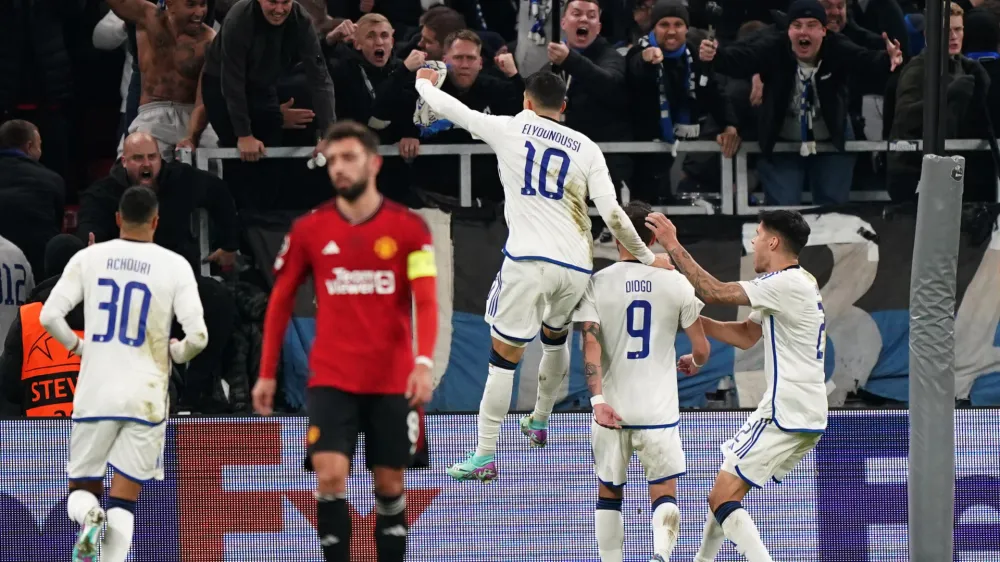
909,0,961,554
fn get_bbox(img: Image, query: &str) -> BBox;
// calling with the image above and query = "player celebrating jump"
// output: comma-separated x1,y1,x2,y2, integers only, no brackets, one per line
40,186,209,562
646,210,827,562
413,69,669,481
253,121,438,562
575,201,710,562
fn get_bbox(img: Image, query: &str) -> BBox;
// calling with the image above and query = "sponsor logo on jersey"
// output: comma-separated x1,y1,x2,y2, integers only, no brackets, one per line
373,236,398,260
325,268,396,295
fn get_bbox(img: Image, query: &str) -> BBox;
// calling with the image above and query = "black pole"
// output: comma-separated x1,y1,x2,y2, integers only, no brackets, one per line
923,0,946,154
551,0,561,44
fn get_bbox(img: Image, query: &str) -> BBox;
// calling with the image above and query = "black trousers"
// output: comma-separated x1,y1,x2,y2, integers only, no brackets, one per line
172,275,236,412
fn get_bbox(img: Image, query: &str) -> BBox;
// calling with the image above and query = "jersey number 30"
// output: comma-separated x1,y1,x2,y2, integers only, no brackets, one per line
626,300,652,360
93,278,153,347
522,141,570,200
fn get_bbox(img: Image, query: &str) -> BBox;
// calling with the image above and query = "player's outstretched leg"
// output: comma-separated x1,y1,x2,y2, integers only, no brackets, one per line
447,344,519,482
67,486,105,562
595,492,624,562
708,471,773,562
315,453,351,561
521,328,570,448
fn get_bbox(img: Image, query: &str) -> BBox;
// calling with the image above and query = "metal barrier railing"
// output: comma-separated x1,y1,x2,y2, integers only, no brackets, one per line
179,139,997,272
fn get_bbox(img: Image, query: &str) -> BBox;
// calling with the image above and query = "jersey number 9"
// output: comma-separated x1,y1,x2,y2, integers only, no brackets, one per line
522,141,570,200
93,278,153,347
626,300,652,360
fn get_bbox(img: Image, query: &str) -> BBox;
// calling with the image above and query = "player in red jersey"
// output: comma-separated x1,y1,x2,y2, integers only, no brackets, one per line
252,120,438,562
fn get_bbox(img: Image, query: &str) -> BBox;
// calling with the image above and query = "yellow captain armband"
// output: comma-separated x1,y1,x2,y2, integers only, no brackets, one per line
407,247,437,280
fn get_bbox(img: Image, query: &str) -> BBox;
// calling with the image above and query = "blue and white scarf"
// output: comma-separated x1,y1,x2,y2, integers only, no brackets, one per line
638,31,699,156
413,62,455,138
797,62,821,157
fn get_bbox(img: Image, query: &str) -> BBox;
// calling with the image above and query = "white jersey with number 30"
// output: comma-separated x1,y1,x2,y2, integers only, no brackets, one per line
40,240,207,424
415,80,617,273
574,262,704,427
738,266,828,432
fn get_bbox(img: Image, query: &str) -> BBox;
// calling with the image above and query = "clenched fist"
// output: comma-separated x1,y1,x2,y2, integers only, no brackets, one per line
404,50,428,71
495,52,518,77
642,46,664,64
699,39,718,62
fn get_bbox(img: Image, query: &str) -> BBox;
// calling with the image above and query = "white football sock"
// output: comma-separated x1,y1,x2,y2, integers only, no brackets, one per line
694,510,725,562
66,489,100,525
532,341,569,424
474,363,515,457
102,507,135,562
652,500,680,560
721,508,773,562
595,506,624,562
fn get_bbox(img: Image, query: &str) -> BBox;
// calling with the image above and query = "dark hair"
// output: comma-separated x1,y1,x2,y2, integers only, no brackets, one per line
758,209,810,255
0,119,38,150
524,71,568,110
623,200,656,246
323,120,380,154
422,7,466,43
119,186,159,225
444,29,482,52
737,20,768,39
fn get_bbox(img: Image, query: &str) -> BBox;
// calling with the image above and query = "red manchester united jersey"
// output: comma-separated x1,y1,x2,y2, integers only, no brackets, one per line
266,199,435,394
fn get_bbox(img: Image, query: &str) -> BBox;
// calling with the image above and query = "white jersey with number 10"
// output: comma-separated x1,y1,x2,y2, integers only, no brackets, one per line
415,80,616,273
40,240,207,424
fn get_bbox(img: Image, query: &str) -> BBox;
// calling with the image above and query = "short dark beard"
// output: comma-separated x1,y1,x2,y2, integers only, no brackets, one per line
335,179,367,202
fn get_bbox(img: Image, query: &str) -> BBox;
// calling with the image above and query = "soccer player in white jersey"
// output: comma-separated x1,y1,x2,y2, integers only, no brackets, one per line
646,210,827,562
574,201,710,562
39,186,208,562
413,69,670,481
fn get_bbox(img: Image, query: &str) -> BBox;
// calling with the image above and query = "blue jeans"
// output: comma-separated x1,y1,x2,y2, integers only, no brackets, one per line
757,122,857,206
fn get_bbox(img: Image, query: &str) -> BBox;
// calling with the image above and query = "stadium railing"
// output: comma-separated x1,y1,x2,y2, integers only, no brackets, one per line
180,140,998,274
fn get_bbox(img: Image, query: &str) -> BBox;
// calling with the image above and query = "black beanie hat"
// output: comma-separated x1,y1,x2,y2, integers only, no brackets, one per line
787,0,828,26
650,0,690,27
44,234,85,279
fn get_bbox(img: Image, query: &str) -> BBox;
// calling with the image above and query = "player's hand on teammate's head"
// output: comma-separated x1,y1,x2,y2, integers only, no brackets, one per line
645,212,678,248
593,403,623,429
252,378,277,416
677,354,701,376
404,50,428,71
415,67,438,83
405,364,433,407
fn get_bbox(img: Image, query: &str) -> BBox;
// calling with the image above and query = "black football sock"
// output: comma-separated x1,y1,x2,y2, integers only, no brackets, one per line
316,492,350,562
374,493,407,562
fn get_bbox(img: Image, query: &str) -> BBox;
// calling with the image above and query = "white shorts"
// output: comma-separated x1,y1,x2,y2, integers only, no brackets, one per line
67,419,167,483
720,410,821,488
484,258,590,346
117,101,219,162
591,421,686,487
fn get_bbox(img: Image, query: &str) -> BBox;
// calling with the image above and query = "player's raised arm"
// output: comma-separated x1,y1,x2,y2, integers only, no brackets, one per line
39,253,86,355
169,259,209,364
699,314,763,351
677,285,711,375
414,70,509,145
587,155,657,265
405,216,439,406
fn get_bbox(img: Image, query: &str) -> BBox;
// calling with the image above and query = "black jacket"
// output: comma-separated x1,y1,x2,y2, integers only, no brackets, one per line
626,39,737,141
0,274,84,414
202,0,335,138
76,161,240,271
328,44,402,134
709,30,892,154
0,151,65,279
0,0,80,108
552,37,631,142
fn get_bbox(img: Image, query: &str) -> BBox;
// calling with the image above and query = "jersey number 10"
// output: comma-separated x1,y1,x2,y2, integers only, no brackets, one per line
93,278,153,347
522,141,570,200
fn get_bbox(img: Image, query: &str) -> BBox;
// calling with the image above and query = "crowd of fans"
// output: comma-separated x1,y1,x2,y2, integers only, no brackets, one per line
0,0,998,416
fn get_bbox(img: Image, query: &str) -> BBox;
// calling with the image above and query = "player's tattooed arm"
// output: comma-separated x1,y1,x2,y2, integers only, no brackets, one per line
665,245,751,306
581,322,604,394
